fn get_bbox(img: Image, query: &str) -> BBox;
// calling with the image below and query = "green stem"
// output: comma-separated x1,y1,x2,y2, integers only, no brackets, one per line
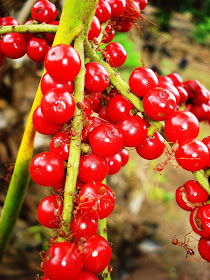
193,170,210,195
0,24,58,35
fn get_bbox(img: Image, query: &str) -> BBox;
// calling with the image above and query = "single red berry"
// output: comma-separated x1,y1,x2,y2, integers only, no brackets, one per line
83,98,92,117
45,44,81,83
202,136,210,167
44,242,82,280
129,67,158,97
143,87,176,121
106,0,126,17
158,80,180,104
115,18,133,32
164,111,199,143
103,24,115,43
30,152,65,186
190,103,210,122
33,105,63,135
76,271,99,280
52,176,66,191
82,235,112,274
136,131,165,160
123,0,140,23
175,138,209,172
88,16,101,41
78,182,115,220
190,205,210,239
1,17,19,26
45,20,59,44
103,42,127,67
136,0,148,10
98,106,113,123
31,0,57,23
107,153,122,175
158,76,173,84
167,73,183,87
37,195,63,228
1,33,27,59
85,62,110,92
117,115,147,147
89,123,123,157
88,92,102,113
177,86,188,105
96,0,112,23
198,237,210,262
27,37,50,63
82,117,106,143
119,148,129,166
50,130,71,161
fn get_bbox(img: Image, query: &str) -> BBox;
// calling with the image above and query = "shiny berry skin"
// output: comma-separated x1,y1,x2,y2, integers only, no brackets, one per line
78,182,115,220
119,148,129,166
41,73,74,95
88,92,102,113
82,117,106,143
45,44,81,83
123,0,140,23
129,67,158,97
45,21,59,44
43,242,82,280
107,153,122,175
82,235,112,274
33,105,63,135
198,237,210,262
136,131,165,160
27,37,50,63
98,106,113,123
1,17,19,26
103,24,115,43
167,73,183,87
143,87,176,121
202,136,210,167
136,0,148,10
106,0,126,17
50,130,71,161
164,111,199,143
158,75,173,84
83,98,92,117
190,103,210,122
103,42,127,67
1,33,27,59
158,81,180,104
41,88,75,124
70,213,98,241
31,0,57,23
175,139,209,172
76,271,99,280
177,86,188,105
78,153,108,183
175,180,208,211
88,16,101,41
85,62,110,92
107,94,133,122
89,123,123,157
52,176,66,191
96,0,112,23
190,205,210,239
118,115,147,147
30,152,65,186
37,195,63,228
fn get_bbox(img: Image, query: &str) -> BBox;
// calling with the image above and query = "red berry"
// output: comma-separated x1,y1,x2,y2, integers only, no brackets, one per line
190,205,210,239
190,103,210,122
129,67,158,97
30,152,64,186
50,130,71,161
167,73,183,87
136,0,148,10
118,115,147,147
96,0,112,23
107,153,122,174
103,24,115,43
158,81,180,104
89,123,123,157
44,242,82,280
98,106,113,123
88,92,102,113
78,182,115,220
85,62,110,92
115,18,133,32
136,131,165,160
106,0,126,17
123,0,140,23
1,33,27,59
198,237,210,262
158,76,173,84
83,98,92,117
1,17,19,26
82,117,106,143
119,148,129,166
177,86,188,105
76,271,99,280
24,20,37,42
103,42,127,67
37,195,63,228
45,20,59,44
52,176,66,191
88,16,101,41
31,0,57,23
202,136,210,167
45,44,81,83
27,37,50,63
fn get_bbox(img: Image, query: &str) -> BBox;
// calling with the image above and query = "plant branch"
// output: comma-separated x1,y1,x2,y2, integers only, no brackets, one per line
193,170,210,195
0,24,58,35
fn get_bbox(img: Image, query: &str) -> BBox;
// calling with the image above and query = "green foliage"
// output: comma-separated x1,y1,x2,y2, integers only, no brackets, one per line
192,17,210,45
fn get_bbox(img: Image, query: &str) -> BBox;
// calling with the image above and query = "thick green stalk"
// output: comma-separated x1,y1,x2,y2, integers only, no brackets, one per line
0,24,58,35
193,170,210,195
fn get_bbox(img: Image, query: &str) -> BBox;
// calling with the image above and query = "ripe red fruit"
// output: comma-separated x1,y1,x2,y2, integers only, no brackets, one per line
1,17,19,26
123,0,140,23
41,88,75,124
103,24,115,43
37,195,63,228
82,116,106,143
27,38,50,63
88,92,102,113
89,124,123,157
78,182,115,220
30,152,64,186
106,0,126,17
107,153,122,175
83,98,92,117
88,16,101,41
70,213,98,241
1,33,27,59
136,0,148,10
177,86,188,105
136,131,165,160
103,42,127,67
82,235,112,274
167,73,183,87
164,111,199,143
190,205,210,239
31,0,57,23
119,148,129,166
158,75,173,84
202,136,210,167
143,87,176,121
129,67,158,97
115,18,133,32
44,242,82,280
158,81,180,104
96,0,112,23
118,115,147,147
98,106,113,123
45,44,81,83
85,62,110,92
50,130,71,161
198,237,210,262
45,21,59,44
33,105,63,135
175,139,209,172
76,271,99,280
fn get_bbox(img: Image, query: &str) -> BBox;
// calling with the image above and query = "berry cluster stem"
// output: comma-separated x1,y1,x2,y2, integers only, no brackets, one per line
0,24,58,35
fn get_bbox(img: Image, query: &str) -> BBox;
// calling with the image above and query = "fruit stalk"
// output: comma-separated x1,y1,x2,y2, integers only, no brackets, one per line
0,24,58,35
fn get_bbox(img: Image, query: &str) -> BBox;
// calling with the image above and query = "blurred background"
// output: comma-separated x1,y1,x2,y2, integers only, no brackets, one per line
0,0,210,279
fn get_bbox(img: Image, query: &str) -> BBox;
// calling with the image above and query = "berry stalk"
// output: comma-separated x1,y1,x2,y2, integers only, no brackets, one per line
0,24,58,35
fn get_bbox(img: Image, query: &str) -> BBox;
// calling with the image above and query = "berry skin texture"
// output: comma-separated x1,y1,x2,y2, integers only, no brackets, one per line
45,44,81,83
50,130,71,161
85,62,110,92
44,242,83,280
175,139,209,172
37,195,63,228
1,33,27,59
89,123,123,158
78,153,108,183
1,17,19,26
78,182,115,220
27,38,50,63
167,73,183,87
88,16,101,41
198,237,210,262
129,67,158,97
123,0,140,23
103,24,115,43
107,153,122,175
106,0,126,17
158,80,180,104
30,152,64,186
143,87,176,121
76,271,99,280
82,235,112,274
103,42,127,67
45,20,59,44
164,111,199,143
190,205,210,239
117,115,147,147
31,0,57,23
96,0,112,23
41,88,75,124
119,148,129,166
136,131,165,160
